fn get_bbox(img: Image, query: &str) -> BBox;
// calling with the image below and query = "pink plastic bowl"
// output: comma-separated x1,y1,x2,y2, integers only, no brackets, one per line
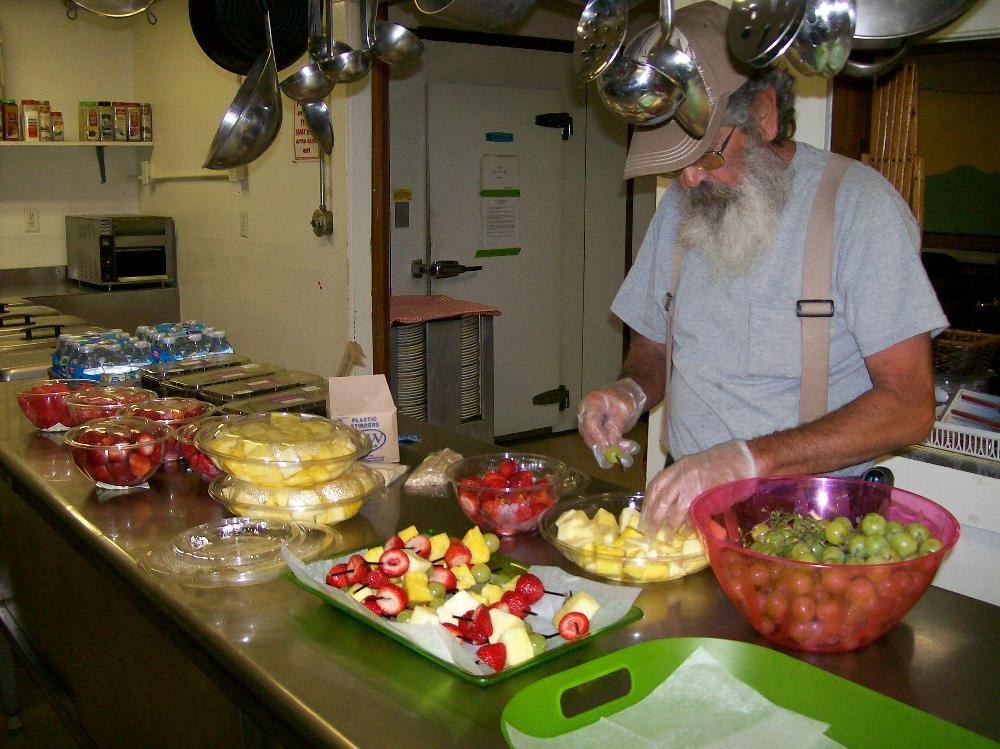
689,476,959,653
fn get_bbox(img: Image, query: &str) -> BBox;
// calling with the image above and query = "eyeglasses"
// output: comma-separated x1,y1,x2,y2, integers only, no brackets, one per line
691,127,737,172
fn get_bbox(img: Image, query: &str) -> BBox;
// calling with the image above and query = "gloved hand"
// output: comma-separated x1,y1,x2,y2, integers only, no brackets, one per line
640,440,758,532
577,378,647,469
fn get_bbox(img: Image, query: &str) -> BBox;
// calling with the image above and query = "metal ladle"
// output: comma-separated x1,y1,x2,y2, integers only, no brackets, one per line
596,0,686,126
784,0,856,78
368,0,425,66
573,0,628,82
280,0,336,102
301,100,335,155
311,155,334,237
319,0,372,84
203,5,282,170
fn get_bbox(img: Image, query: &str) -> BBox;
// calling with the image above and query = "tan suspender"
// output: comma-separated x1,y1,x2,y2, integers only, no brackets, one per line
659,153,854,453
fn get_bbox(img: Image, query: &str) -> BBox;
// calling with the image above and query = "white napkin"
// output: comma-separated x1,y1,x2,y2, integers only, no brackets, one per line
506,647,845,749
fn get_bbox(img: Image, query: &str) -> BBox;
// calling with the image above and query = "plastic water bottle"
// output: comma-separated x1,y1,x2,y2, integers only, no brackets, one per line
132,339,153,368
186,333,207,358
74,345,100,380
207,330,234,355
99,344,132,384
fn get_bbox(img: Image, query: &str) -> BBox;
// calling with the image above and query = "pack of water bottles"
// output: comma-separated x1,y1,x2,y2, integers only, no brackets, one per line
52,321,233,384
135,321,233,364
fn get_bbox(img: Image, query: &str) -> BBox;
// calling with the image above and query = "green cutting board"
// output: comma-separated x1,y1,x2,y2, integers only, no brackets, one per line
501,637,998,748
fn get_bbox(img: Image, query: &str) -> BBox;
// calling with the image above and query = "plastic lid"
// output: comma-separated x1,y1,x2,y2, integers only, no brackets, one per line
79,100,98,105
138,516,340,587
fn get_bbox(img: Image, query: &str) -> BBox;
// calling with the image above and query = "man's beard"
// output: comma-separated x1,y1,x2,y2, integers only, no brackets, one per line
676,135,791,280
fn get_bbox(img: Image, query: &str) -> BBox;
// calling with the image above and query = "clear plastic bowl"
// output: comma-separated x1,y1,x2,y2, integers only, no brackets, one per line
445,452,588,536
63,385,158,427
539,492,709,583
174,414,241,481
688,476,961,653
63,416,171,488
194,412,371,487
120,397,219,462
209,464,384,525
16,379,97,431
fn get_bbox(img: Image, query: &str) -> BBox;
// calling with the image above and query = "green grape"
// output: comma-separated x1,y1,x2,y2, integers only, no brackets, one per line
885,520,904,535
395,609,413,623
483,533,501,554
427,581,446,599
907,522,930,545
794,550,818,563
846,556,868,565
529,633,547,656
824,522,847,545
765,530,786,549
491,573,511,587
427,597,445,609
919,538,944,556
751,523,770,543
821,546,845,564
887,532,917,557
522,621,534,635
471,563,492,585
860,513,887,537
846,534,868,558
864,534,890,558
790,542,812,559
750,541,767,553
832,516,853,533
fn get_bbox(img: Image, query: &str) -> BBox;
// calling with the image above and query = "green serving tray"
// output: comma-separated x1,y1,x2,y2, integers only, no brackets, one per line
283,552,642,687
501,637,998,748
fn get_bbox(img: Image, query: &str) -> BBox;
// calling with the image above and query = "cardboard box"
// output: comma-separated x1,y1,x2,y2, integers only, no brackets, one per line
327,374,399,463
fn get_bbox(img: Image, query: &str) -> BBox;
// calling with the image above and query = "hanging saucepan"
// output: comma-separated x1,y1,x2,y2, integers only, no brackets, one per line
69,0,155,17
189,0,309,75
412,0,536,34
783,0,856,78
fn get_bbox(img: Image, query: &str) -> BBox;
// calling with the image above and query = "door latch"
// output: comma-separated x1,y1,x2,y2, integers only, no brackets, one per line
532,385,570,411
534,112,573,140
411,259,484,279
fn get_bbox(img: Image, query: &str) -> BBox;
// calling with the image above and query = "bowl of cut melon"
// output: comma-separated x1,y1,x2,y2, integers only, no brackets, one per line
539,491,709,583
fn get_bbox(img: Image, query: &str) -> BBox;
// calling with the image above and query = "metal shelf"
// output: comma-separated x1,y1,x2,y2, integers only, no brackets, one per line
0,141,154,183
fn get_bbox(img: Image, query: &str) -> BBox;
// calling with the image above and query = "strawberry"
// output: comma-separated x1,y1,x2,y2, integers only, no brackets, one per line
428,566,457,591
459,476,482,489
361,595,383,616
441,622,464,640
557,611,590,641
379,548,410,577
383,534,404,551
346,554,369,585
457,491,479,517
366,567,390,589
444,540,472,568
498,458,519,478
476,643,506,672
482,475,508,489
404,533,432,559
374,584,407,616
514,573,545,605
325,562,351,588
509,470,535,488
128,452,152,479
457,610,486,644
472,605,493,638
137,432,157,456
500,591,532,619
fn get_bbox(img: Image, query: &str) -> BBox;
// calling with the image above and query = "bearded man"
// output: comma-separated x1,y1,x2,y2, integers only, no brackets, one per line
577,1,947,532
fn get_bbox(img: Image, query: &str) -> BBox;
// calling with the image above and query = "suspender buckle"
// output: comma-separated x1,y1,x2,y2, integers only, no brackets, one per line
663,292,674,313
796,299,834,318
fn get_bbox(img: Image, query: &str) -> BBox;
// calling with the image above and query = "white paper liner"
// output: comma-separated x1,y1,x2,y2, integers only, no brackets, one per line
505,647,846,749
281,546,641,676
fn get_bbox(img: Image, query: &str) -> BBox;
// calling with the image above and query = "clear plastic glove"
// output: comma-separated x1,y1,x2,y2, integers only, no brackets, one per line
577,378,647,469
641,440,758,532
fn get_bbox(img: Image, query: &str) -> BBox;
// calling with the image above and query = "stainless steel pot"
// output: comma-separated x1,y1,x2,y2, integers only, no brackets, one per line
784,0,856,78
851,0,980,50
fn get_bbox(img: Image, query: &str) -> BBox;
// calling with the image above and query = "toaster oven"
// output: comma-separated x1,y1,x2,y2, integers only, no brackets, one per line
66,215,176,288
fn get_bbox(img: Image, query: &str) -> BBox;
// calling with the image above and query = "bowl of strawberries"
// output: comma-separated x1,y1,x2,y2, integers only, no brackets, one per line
63,416,170,489
63,385,158,427
445,453,587,536
16,379,97,431
120,397,218,462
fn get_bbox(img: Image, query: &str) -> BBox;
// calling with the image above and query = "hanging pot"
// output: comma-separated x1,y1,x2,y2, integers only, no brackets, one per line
413,0,536,34
70,0,156,17
189,0,309,75
850,0,980,50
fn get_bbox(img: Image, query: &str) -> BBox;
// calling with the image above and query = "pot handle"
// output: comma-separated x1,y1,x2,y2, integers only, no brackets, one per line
840,44,907,78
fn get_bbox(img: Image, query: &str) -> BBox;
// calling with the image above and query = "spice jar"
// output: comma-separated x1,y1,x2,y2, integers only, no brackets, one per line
97,101,114,141
1,100,19,140
38,100,52,141
51,111,65,141
113,101,128,141
126,102,141,141
79,101,100,141
140,103,153,142
20,99,39,141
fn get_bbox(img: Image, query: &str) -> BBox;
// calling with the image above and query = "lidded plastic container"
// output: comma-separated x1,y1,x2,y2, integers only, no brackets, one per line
64,385,158,426
200,370,323,405
160,361,283,399
139,353,250,393
119,397,219,461
221,384,328,416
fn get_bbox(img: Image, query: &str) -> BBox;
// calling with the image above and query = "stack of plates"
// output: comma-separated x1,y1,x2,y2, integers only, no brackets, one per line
459,316,481,422
395,323,427,420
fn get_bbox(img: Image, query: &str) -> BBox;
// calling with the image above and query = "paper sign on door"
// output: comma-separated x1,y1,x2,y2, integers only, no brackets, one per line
478,155,521,257
293,103,320,161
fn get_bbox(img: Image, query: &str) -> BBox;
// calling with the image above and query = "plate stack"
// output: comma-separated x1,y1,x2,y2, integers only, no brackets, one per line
394,323,427,420
459,316,482,423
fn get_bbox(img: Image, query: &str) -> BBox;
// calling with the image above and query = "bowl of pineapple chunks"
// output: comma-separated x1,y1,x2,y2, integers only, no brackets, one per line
539,492,710,583
195,412,371,488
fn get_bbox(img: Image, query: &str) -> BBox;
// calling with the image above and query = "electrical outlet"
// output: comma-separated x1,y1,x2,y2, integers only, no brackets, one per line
239,210,249,238
24,208,39,233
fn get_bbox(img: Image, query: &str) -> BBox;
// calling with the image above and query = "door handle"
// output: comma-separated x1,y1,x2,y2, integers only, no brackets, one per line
411,259,483,279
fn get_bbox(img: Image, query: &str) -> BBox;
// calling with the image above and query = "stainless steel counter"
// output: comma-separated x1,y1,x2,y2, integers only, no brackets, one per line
0,382,998,748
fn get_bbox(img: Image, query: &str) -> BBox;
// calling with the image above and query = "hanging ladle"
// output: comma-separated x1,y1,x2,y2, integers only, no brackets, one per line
301,100,335,155
203,2,282,170
368,0,425,66
311,154,334,237
596,0,685,125
280,0,336,102
573,0,628,82
319,0,372,84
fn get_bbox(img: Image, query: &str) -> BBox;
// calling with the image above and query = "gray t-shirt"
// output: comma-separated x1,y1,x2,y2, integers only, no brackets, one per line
612,143,948,474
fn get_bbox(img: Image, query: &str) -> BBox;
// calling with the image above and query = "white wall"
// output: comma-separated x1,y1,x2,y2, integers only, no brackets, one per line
0,3,140,268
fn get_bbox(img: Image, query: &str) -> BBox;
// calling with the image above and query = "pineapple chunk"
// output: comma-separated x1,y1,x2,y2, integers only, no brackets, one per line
397,525,419,543
363,546,384,564
593,507,618,528
437,590,481,626
499,626,534,667
428,532,451,562
488,608,524,645
403,550,432,574
408,605,440,626
450,564,476,590
618,506,641,534
480,583,503,606
552,591,600,627
349,585,375,603
461,526,491,565
404,572,433,605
